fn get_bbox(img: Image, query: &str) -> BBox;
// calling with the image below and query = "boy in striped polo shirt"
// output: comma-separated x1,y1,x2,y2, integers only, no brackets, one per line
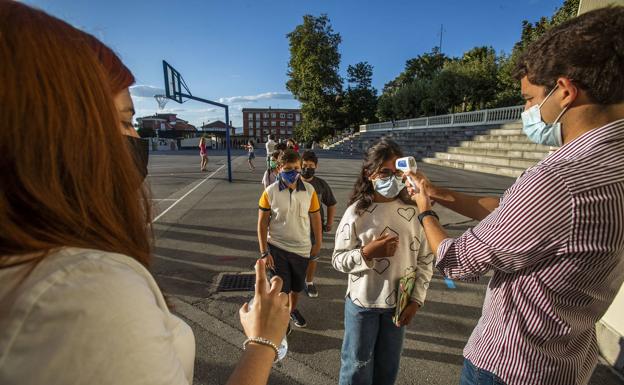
257,149,322,328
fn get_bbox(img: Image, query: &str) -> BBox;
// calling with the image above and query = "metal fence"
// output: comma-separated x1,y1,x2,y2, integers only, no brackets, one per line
361,105,524,132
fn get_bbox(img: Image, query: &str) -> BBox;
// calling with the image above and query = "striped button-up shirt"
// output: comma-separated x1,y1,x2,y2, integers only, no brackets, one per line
437,119,624,385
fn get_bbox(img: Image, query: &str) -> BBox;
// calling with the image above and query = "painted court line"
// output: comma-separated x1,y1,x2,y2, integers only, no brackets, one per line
152,164,226,223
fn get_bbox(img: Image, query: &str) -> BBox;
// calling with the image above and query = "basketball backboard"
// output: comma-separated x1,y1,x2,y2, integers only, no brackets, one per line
162,60,189,103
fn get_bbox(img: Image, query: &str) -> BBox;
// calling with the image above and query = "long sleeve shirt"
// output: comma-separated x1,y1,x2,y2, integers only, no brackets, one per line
333,199,433,308
436,119,624,385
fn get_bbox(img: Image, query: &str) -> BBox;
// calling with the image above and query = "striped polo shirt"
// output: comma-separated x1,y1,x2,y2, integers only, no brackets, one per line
259,177,320,257
436,119,624,385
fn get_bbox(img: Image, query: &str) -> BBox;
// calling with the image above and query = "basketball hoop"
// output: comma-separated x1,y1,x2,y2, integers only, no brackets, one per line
154,94,169,110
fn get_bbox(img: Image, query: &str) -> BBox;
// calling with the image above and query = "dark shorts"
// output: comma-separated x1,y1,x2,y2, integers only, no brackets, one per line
268,244,309,293
248,152,255,160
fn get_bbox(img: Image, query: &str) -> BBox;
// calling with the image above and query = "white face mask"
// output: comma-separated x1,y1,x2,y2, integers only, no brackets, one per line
521,85,570,147
373,175,405,198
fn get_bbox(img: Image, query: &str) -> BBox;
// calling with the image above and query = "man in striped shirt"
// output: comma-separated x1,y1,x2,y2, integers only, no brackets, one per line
409,7,624,385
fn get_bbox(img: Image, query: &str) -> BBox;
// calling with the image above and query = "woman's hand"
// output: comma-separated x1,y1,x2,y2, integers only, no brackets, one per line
395,301,421,327
239,259,290,346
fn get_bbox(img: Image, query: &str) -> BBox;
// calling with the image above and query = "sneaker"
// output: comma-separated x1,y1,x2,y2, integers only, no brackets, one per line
305,282,319,298
290,309,307,328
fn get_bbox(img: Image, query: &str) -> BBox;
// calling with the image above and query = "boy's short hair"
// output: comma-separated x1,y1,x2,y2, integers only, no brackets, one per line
513,6,624,105
277,149,301,167
275,142,288,151
271,150,281,161
302,150,318,165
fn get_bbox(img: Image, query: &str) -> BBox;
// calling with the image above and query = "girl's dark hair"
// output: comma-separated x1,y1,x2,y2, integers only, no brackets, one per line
348,139,414,216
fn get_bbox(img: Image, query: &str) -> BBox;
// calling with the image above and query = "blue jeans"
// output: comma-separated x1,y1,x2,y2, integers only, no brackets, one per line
339,297,405,385
459,359,506,385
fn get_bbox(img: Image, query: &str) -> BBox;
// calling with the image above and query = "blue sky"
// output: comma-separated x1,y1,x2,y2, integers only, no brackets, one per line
23,0,564,127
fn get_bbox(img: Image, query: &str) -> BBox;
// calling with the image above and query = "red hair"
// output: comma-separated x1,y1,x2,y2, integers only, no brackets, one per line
83,33,135,94
0,2,151,266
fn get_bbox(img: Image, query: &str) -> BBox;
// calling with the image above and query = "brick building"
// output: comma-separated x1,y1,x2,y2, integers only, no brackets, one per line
242,107,301,142
136,113,197,138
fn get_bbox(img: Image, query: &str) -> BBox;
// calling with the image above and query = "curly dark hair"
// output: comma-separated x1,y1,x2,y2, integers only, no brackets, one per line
348,139,415,216
514,6,624,105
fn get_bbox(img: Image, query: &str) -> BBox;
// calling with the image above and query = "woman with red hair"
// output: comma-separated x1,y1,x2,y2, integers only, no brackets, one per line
0,2,289,385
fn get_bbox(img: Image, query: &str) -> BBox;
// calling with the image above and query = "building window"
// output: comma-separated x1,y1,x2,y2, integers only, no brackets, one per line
295,114,301,121
255,113,261,119
255,122,260,128
279,113,285,118
271,121,277,127
263,121,268,126
263,113,269,118
287,113,293,118
280,121,285,126
271,113,276,118
287,121,293,126
248,114,253,121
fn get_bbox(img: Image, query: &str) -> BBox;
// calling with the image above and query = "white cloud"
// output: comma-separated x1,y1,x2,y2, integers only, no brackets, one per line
218,92,293,104
129,84,165,98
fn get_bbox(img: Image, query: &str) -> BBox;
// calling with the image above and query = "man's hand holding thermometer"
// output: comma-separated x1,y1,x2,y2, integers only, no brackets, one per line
395,156,419,193
395,156,434,210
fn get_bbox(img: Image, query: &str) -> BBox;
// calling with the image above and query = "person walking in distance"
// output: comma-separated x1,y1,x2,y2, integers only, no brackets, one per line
244,140,256,170
199,136,208,172
265,134,277,170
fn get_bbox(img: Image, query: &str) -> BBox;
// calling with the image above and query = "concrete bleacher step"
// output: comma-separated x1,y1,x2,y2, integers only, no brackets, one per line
447,146,545,160
459,140,551,151
422,158,526,178
433,152,538,169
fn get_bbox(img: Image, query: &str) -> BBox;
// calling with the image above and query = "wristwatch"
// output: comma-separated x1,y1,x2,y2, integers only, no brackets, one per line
260,251,270,258
417,210,439,225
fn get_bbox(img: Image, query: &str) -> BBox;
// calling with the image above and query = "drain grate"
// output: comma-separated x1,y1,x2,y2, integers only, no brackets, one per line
217,273,255,292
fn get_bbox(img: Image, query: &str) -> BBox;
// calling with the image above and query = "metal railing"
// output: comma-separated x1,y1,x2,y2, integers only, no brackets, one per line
361,105,524,132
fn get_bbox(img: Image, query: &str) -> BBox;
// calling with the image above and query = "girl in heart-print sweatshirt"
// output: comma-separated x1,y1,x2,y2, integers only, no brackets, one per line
332,139,433,385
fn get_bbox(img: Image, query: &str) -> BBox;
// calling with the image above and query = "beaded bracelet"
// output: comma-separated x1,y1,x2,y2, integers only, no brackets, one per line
243,337,279,363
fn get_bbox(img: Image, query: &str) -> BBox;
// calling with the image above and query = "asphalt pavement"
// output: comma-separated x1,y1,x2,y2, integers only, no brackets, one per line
146,148,623,385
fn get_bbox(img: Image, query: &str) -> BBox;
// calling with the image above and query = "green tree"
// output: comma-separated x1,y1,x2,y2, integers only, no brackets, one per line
286,14,343,141
341,62,378,129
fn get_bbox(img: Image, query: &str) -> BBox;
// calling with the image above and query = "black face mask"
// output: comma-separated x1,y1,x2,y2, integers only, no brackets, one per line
125,136,149,180
301,167,315,179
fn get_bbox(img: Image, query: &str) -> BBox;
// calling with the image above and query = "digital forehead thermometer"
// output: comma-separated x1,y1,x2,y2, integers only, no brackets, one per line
395,156,418,191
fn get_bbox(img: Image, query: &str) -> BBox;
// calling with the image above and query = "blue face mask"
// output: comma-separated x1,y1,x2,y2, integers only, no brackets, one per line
521,85,570,147
280,170,300,185
373,176,405,198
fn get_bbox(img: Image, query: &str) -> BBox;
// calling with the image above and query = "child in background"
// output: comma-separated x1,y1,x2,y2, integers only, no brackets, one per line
257,149,322,328
301,150,337,298
261,150,281,189
244,140,256,170
332,139,432,385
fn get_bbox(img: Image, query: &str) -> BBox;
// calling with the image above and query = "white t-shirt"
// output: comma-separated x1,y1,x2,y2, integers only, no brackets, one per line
0,247,195,385
265,139,276,155
332,199,433,308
